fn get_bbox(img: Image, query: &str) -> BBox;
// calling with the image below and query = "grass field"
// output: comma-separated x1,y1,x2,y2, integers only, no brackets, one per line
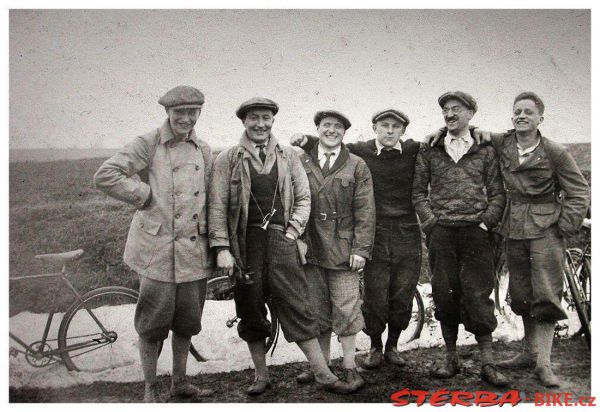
9,143,590,315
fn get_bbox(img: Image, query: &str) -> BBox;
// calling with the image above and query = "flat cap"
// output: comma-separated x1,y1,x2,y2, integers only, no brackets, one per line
438,91,477,113
372,108,410,126
313,110,352,130
236,97,279,119
158,85,205,108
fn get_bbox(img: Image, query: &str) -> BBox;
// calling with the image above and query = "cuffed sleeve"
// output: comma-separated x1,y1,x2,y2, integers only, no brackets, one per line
554,150,590,237
480,147,506,229
93,136,153,209
287,149,311,236
351,160,376,259
208,150,232,248
412,147,437,227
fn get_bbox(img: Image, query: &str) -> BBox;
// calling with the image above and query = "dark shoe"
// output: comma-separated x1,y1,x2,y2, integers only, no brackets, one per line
535,364,560,388
246,379,272,396
318,378,356,394
496,352,537,370
170,380,214,398
481,364,509,387
143,382,163,403
296,370,315,384
342,368,365,392
384,347,406,366
362,347,383,369
431,357,461,378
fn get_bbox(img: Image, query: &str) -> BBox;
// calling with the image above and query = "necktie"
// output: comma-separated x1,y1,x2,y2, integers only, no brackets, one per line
257,144,266,164
322,152,334,175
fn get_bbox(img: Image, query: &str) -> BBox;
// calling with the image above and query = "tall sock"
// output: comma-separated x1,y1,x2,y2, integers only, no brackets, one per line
385,327,401,351
522,316,538,355
536,320,556,367
440,323,459,359
475,334,493,366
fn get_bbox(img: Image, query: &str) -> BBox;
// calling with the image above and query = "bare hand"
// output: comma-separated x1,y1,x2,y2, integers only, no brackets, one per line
472,128,492,145
349,254,366,271
290,133,307,147
216,249,235,277
582,218,592,229
424,129,445,147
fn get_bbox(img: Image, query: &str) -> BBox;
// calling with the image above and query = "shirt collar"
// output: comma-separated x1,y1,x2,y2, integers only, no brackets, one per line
375,139,403,155
444,129,473,146
517,138,541,157
159,119,200,147
239,131,278,154
318,144,341,160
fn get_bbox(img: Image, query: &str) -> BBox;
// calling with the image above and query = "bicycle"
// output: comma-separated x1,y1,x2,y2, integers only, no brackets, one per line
559,221,591,348
9,249,139,372
205,270,426,352
205,274,279,354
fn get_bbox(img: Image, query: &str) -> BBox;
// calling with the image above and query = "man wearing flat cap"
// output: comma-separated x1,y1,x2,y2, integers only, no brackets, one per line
94,85,214,402
429,92,590,387
209,98,355,395
412,91,508,386
291,110,376,391
291,108,422,370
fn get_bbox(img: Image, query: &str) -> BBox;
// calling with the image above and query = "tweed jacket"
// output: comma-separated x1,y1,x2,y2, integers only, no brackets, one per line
412,129,506,234
491,130,590,239
208,133,311,268
300,144,376,270
94,120,214,282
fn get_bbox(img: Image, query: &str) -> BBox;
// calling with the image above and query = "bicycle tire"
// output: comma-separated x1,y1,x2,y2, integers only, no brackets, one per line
206,276,278,353
564,262,591,349
58,286,139,371
403,289,425,344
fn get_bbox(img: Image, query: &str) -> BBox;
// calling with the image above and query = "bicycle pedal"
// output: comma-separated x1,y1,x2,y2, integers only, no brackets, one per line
10,347,19,358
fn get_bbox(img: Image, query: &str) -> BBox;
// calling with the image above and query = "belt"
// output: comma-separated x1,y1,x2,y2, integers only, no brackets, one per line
508,191,556,204
316,211,351,221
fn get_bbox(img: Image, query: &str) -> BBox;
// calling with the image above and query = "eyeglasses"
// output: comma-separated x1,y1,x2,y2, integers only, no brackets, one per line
442,106,465,115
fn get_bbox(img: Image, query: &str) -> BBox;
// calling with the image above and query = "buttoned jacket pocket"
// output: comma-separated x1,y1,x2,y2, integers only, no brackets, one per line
529,203,560,231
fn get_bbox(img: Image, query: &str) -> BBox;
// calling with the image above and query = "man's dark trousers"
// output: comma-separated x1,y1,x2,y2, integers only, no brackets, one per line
362,217,422,337
428,224,497,335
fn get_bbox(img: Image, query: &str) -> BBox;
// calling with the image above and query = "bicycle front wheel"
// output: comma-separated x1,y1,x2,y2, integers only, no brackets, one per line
58,286,139,371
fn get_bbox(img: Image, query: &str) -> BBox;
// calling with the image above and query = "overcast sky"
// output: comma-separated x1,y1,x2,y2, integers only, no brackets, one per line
9,9,590,149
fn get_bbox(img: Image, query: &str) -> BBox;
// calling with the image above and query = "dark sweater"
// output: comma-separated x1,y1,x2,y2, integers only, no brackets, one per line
248,162,284,226
303,137,419,221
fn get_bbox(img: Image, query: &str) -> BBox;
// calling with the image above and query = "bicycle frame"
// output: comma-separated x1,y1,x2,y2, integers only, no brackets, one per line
9,269,117,361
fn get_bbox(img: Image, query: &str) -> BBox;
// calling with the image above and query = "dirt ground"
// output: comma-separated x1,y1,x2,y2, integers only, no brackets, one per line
10,337,591,404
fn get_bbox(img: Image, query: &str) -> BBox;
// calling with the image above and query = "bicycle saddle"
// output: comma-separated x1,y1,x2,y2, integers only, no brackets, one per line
34,249,84,264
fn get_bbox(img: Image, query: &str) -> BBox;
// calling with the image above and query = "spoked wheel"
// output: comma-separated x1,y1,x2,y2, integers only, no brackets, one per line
565,260,592,348
206,276,279,353
58,286,139,371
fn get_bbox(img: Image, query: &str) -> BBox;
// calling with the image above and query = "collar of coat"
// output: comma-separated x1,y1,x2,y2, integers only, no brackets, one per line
158,119,200,148
502,129,548,170
235,132,287,173
309,142,350,177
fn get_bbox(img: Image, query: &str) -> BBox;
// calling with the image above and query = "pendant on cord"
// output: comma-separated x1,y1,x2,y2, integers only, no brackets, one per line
260,209,277,230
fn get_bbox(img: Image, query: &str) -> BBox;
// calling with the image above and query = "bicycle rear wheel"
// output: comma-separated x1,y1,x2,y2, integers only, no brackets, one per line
58,286,139,371
206,276,278,353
